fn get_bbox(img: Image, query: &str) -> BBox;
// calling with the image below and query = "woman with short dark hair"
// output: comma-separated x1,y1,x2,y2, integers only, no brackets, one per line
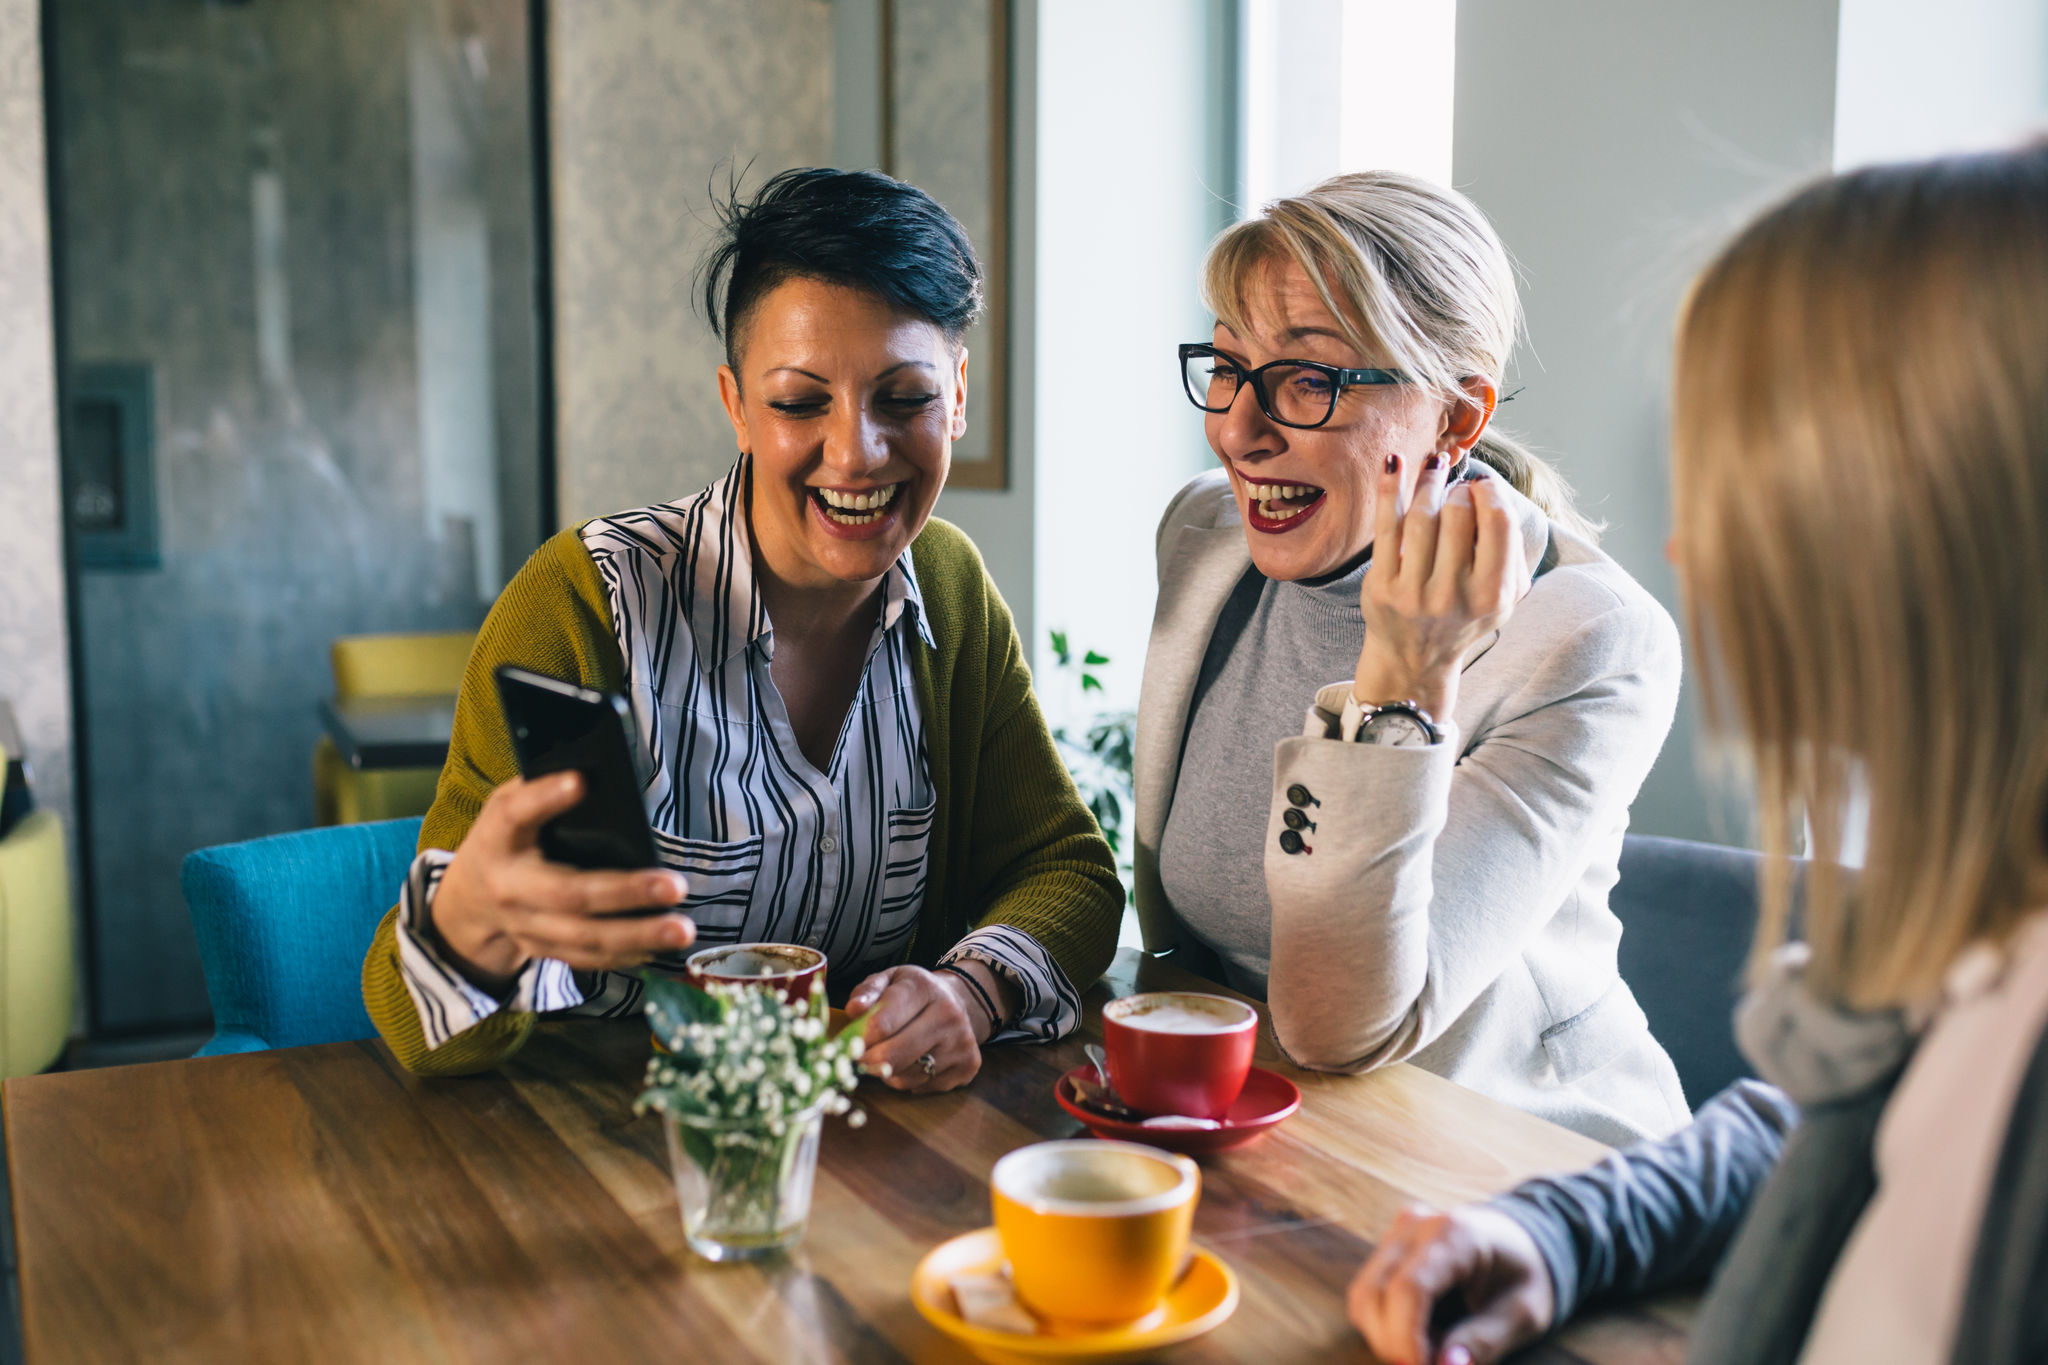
361,168,1123,1090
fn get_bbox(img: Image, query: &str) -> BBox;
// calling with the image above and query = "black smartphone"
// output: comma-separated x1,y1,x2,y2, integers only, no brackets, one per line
493,665,660,873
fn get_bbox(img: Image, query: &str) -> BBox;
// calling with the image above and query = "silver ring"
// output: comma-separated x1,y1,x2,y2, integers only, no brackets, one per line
916,1051,937,1079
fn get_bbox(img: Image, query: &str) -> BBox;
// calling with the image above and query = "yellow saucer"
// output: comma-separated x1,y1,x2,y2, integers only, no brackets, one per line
910,1227,1239,1365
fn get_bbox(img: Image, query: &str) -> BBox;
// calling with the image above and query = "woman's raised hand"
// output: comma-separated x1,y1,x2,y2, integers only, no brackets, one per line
424,772,696,994
1348,1203,1556,1365
1355,452,1531,721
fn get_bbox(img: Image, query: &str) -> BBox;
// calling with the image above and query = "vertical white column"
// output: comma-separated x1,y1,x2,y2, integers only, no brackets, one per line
1337,0,1457,185
1030,0,1219,714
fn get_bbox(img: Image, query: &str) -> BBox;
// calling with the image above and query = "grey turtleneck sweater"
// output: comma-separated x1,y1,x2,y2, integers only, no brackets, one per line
1156,557,1370,998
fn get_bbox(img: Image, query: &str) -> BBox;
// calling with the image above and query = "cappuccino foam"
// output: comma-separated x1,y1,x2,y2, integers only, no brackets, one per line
701,946,817,978
999,1145,1186,1207
1114,999,1251,1034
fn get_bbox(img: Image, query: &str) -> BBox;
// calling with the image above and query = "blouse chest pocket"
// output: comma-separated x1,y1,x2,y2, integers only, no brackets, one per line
870,800,936,954
650,830,764,954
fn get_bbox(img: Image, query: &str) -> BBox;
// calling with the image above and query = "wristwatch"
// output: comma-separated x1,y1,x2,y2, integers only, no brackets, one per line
1344,698,1442,747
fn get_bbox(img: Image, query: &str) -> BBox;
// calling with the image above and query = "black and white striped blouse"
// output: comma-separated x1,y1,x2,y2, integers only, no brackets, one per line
394,457,1078,1049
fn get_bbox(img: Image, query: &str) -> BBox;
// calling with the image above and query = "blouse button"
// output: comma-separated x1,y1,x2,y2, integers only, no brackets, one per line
1286,784,1319,809
819,836,838,854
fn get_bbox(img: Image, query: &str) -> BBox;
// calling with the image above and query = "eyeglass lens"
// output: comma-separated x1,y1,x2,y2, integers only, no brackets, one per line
1182,350,1339,428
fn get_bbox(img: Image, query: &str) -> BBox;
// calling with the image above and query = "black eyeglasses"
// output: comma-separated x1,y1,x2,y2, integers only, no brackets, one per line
1179,343,1411,430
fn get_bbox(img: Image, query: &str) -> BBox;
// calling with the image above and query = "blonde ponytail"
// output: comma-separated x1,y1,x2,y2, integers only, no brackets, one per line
1472,430,1602,543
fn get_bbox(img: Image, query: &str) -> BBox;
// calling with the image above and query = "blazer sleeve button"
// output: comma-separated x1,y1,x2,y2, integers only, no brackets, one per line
1286,784,1319,809
1279,829,1306,855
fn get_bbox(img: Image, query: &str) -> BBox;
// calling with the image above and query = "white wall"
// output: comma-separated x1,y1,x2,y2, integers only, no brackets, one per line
1453,0,1842,843
1029,0,1221,715
1835,0,2048,168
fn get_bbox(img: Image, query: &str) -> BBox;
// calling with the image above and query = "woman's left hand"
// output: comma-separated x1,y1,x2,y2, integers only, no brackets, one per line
846,965,989,1093
1355,452,1531,720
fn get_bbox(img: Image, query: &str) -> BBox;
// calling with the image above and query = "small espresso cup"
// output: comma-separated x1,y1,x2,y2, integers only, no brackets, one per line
1101,991,1258,1119
684,942,827,1004
990,1139,1199,1326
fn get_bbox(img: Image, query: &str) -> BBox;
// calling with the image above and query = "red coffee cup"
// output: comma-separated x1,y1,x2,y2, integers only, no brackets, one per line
1100,991,1258,1119
684,942,827,1005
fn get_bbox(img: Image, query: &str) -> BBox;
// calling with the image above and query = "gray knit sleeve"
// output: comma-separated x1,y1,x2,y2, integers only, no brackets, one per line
1487,1079,1799,1320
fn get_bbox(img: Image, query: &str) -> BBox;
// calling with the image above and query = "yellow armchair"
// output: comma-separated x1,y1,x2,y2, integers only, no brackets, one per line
0,738,74,1077
313,630,476,826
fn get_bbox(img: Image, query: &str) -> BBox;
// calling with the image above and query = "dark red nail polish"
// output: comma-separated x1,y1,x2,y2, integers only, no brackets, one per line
1423,453,1445,472
1384,454,1399,473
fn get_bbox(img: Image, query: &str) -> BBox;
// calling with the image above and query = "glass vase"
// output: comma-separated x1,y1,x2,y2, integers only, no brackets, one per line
663,1106,825,1262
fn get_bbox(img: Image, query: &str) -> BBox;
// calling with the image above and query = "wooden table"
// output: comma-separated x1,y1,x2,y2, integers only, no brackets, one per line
5,951,1692,1362
318,694,457,770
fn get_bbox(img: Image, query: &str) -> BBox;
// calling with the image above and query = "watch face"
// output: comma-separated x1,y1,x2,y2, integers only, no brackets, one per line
1360,710,1432,747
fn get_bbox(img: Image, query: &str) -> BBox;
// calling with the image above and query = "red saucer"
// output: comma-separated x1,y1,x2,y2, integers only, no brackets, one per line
1054,1065,1301,1154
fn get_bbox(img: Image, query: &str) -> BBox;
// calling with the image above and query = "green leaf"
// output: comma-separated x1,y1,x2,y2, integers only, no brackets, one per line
1049,629,1070,664
832,1004,877,1046
1083,651,1109,666
1081,674,1103,692
675,1116,719,1174
640,969,725,1042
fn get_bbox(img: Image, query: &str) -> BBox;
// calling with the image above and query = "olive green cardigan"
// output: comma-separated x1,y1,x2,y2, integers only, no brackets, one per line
362,517,1124,1075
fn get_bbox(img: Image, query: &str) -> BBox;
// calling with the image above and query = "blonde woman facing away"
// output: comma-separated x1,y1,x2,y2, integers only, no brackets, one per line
1137,173,1688,1145
1349,141,2048,1365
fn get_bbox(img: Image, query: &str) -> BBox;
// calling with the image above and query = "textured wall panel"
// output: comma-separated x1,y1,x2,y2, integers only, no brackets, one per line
0,0,75,853
54,0,533,1029
550,0,832,525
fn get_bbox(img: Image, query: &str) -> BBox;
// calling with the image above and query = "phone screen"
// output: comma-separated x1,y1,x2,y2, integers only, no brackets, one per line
494,666,660,873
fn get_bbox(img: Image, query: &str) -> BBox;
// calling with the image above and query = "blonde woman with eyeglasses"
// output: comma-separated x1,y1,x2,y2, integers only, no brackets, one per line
1348,140,2048,1365
1136,173,1688,1144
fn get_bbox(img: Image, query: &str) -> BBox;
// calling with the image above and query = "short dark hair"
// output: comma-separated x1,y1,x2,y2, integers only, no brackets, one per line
699,167,985,371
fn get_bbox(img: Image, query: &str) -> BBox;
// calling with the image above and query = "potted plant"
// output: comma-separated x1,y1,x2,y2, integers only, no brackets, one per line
635,973,869,1262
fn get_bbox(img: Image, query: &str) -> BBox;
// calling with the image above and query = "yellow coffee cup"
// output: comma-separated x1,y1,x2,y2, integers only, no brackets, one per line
989,1139,1200,1327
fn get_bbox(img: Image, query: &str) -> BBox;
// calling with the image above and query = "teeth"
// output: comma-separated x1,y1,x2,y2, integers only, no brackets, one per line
817,484,902,511
815,483,904,525
1257,499,1310,522
1244,480,1320,505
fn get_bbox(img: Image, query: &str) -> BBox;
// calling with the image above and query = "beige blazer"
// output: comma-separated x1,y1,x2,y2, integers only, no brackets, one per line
1135,467,1689,1145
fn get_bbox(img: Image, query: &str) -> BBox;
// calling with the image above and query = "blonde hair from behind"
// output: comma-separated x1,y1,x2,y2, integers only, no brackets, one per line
1674,140,2048,1010
1202,170,1599,543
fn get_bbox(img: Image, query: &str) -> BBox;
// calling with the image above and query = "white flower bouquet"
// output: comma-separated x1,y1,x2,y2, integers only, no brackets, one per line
634,972,870,1260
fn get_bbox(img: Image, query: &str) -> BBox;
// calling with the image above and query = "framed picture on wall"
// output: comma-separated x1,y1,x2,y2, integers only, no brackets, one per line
885,0,1010,491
